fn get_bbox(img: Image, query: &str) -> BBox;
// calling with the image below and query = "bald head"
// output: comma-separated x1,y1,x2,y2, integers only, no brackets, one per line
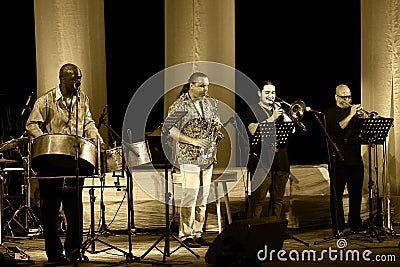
336,84,351,96
59,63,82,97
335,84,352,108
59,63,81,80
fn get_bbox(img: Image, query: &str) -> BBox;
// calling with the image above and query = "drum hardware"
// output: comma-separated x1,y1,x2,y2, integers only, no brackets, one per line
0,158,18,164
3,142,42,239
0,172,33,262
96,137,111,235
0,137,29,152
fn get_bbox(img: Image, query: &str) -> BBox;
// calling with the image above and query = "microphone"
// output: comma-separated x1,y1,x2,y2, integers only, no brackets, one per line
74,82,81,101
97,105,107,129
21,92,34,116
74,81,81,91
305,107,323,115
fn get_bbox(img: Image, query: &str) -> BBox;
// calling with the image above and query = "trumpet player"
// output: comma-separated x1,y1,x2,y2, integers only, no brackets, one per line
245,80,292,219
324,84,365,237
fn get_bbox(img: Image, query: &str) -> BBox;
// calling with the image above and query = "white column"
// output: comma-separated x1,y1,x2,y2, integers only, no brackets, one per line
361,0,400,194
34,0,108,140
165,0,236,168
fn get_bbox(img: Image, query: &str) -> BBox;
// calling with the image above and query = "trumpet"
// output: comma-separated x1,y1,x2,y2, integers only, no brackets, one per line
267,96,307,131
349,104,379,118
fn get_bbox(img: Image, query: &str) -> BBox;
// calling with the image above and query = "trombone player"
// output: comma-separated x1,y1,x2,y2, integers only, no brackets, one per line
245,80,293,219
324,84,365,237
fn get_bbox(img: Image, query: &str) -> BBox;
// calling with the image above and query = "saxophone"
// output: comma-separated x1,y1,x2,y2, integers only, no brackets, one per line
177,96,223,167
198,96,224,165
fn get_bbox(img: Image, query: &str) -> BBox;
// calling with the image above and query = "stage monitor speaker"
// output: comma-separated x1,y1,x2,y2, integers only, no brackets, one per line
205,216,288,265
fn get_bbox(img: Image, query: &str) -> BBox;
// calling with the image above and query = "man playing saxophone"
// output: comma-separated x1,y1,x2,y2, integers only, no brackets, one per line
164,72,221,248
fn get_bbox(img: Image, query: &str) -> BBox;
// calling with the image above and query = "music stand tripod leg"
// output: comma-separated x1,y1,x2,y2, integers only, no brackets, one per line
358,143,383,243
140,165,200,261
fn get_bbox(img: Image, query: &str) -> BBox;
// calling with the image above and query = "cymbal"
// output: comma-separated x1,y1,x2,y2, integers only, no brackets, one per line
0,158,18,164
0,137,29,152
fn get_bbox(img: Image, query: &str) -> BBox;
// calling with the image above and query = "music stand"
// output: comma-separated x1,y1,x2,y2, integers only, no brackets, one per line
141,110,200,263
347,117,394,242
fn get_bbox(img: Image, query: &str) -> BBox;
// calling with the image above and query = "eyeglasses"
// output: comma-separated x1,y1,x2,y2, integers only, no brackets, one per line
336,95,352,100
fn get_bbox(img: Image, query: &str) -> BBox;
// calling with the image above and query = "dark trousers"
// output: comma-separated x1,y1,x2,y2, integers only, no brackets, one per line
247,167,289,219
330,163,364,231
39,177,84,259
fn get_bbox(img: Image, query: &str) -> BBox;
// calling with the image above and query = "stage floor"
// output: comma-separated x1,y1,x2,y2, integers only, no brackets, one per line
1,225,399,266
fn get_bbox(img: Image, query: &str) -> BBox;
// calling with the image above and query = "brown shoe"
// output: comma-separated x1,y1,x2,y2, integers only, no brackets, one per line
195,236,211,246
183,238,201,248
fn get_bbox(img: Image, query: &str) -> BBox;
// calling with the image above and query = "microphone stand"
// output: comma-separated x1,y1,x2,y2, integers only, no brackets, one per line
312,113,353,245
73,90,84,262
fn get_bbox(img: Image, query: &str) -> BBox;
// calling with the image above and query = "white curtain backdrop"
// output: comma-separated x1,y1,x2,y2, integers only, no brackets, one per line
361,0,400,195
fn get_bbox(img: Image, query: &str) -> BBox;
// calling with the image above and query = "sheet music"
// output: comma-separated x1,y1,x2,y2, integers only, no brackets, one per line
252,121,295,148
348,117,394,144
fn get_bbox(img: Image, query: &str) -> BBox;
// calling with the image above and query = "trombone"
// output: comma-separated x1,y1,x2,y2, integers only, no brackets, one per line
268,96,308,131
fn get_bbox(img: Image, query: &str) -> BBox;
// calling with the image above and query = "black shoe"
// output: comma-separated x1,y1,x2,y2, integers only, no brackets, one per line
183,238,201,248
350,225,367,235
47,254,71,265
195,236,211,246
66,249,81,264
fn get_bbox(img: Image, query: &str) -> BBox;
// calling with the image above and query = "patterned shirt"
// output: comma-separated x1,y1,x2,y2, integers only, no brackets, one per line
166,92,221,167
26,86,102,144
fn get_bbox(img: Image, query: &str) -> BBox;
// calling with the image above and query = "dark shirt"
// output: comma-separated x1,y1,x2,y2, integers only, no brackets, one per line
324,105,363,165
244,103,290,173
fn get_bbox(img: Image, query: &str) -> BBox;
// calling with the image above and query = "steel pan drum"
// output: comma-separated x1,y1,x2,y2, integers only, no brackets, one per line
31,134,97,176
101,146,123,173
125,141,152,167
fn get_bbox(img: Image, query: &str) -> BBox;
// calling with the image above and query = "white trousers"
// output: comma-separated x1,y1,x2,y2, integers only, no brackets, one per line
178,164,213,240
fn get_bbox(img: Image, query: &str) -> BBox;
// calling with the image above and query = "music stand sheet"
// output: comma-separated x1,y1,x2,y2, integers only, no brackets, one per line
252,121,295,148
348,117,394,144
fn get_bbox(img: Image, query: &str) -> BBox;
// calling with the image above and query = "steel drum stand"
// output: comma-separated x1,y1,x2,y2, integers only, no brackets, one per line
80,124,142,264
3,143,42,238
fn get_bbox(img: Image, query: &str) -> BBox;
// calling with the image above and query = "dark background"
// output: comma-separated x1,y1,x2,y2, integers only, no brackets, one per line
1,1,360,165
